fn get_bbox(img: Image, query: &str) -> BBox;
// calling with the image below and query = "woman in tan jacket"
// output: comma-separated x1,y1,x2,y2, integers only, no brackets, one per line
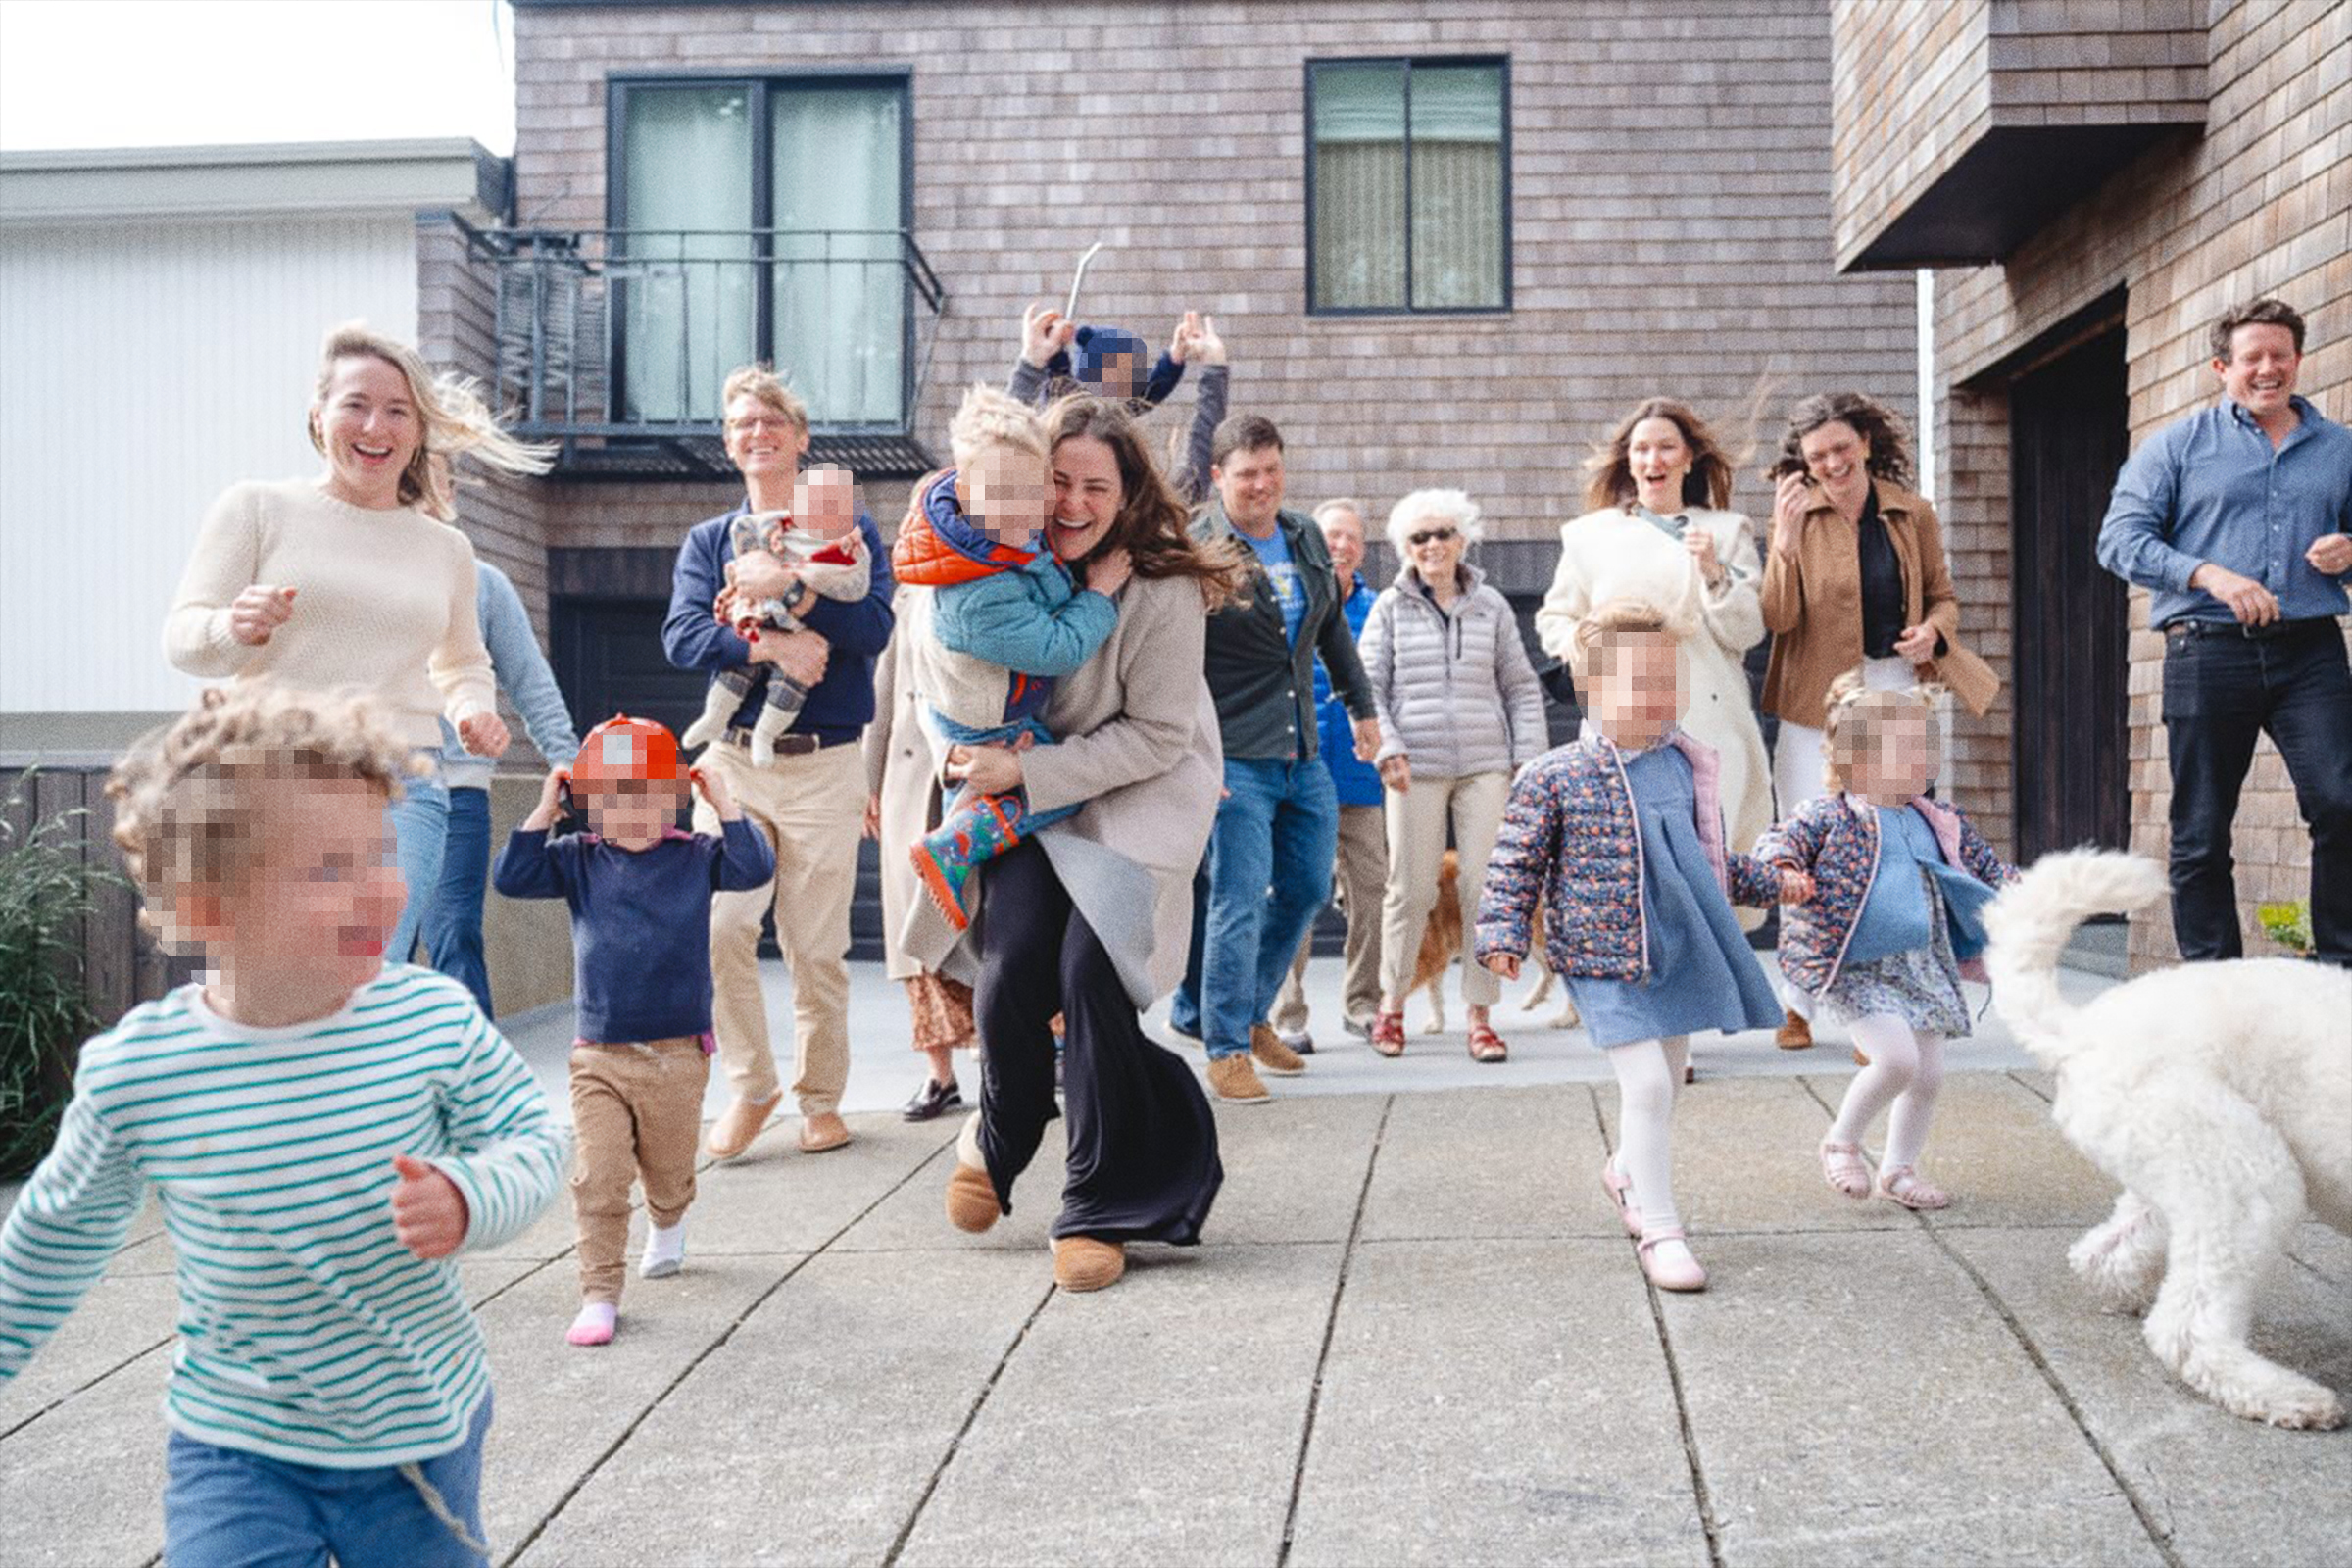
905,395,1250,1293
1759,392,1998,1046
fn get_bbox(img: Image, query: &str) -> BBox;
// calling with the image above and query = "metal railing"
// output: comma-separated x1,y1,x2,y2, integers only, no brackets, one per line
477,227,948,440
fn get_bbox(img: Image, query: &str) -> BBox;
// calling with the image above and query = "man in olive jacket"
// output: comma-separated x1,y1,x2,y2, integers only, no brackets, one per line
1171,413,1381,1102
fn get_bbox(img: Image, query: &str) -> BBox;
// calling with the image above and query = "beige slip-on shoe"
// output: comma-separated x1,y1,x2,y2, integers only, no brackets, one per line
705,1092,784,1159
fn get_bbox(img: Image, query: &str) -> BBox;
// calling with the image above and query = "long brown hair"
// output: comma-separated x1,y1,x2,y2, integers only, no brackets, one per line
1766,391,1914,488
1043,394,1250,611
1583,397,1737,514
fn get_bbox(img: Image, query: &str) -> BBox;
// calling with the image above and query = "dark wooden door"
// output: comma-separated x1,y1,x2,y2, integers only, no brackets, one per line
2009,325,2132,859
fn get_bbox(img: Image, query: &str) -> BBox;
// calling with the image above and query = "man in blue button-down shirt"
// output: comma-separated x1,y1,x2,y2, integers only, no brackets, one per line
2096,298,2352,966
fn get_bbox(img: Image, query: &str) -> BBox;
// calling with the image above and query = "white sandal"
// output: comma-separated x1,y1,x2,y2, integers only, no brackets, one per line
1877,1164,1950,1211
1819,1140,1873,1200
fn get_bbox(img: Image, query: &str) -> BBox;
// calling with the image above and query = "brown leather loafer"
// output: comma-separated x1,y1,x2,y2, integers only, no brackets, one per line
1052,1236,1126,1292
705,1092,783,1159
798,1110,852,1153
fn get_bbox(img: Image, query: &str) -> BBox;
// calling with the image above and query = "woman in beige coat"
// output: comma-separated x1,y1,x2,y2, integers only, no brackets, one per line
864,586,977,1120
1537,398,1773,860
904,394,1250,1294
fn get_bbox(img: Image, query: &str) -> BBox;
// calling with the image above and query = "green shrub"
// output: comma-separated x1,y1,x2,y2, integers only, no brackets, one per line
0,774,128,1179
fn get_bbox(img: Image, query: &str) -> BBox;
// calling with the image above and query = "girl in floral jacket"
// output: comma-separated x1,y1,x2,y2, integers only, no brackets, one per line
1477,600,1808,1293
1755,672,2018,1211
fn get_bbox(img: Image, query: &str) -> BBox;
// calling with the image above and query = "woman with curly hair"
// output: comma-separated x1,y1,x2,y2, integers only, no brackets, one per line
1758,391,1998,1047
904,393,1250,1293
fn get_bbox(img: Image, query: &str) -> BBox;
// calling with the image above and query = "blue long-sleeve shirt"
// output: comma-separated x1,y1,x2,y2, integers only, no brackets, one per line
438,561,580,790
492,818,775,1043
662,504,895,743
1319,574,1383,807
2095,395,2352,627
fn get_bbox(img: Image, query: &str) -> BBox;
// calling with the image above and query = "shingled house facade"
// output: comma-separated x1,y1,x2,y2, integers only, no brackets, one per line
440,0,1926,756
1827,0,2346,966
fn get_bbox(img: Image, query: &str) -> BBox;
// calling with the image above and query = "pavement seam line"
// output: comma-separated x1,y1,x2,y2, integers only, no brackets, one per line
1276,1091,1393,1568
500,1135,955,1566
1594,1079,1728,1568
880,1276,1059,1567
1921,1214,2188,1567
0,1333,173,1444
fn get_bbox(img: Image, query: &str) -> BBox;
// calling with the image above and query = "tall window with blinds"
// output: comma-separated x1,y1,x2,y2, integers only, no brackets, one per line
611,75,909,426
1307,58,1509,315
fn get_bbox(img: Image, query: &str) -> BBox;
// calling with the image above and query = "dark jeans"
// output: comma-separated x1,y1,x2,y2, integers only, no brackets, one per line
419,785,495,1014
971,839,1221,1243
2162,620,2352,965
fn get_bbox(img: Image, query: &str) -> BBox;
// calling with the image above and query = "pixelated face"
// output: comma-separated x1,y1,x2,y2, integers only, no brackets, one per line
1591,630,1683,744
1089,350,1141,400
212,775,404,981
1403,514,1465,581
1628,416,1692,507
1318,507,1366,579
1847,709,1936,802
1213,443,1285,530
723,393,808,481
958,442,1051,543
578,776,685,850
1049,434,1123,563
2215,322,2299,419
314,355,420,507
793,464,857,538
1799,419,1869,489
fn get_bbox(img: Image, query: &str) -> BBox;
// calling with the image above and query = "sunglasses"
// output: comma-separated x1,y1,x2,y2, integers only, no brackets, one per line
1406,528,1459,547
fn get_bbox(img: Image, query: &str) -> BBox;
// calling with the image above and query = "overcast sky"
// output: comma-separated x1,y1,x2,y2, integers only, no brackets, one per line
0,0,518,155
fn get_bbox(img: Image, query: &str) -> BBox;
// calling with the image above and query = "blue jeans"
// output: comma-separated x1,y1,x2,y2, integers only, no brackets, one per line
386,761,451,972
420,785,494,1013
163,1392,492,1568
1171,757,1338,1059
2162,620,2352,965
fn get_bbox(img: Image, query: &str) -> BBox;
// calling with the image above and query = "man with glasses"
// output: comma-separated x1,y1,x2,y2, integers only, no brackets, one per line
1172,414,1380,1102
662,366,896,1155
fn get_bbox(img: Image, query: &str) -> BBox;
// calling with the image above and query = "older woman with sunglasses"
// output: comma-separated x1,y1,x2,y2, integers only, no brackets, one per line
1358,489,1548,1061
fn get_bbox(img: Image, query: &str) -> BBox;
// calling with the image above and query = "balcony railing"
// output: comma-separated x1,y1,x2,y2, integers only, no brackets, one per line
473,225,947,478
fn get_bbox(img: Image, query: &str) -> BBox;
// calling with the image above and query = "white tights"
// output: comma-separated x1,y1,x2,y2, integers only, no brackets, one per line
1608,1036,1690,1232
1827,1014,1946,1169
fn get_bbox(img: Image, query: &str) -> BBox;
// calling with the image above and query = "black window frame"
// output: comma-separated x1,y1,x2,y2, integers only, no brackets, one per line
604,67,917,431
1303,54,1513,318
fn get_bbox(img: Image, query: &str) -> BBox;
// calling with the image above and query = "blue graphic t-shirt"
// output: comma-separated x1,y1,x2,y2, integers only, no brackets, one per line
1240,524,1306,645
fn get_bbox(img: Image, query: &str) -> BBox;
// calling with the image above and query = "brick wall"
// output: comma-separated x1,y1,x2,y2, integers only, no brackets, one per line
1920,0,2348,966
506,0,1919,556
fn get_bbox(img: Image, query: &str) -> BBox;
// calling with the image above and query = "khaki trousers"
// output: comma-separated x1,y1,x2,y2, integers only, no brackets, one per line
695,739,864,1114
1379,769,1511,1008
1271,802,1388,1035
570,1037,710,1304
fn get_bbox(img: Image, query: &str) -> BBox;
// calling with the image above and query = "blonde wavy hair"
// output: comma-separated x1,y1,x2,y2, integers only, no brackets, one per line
309,322,554,521
949,383,1049,466
108,682,418,949
1820,666,1944,794
1572,597,1677,680
720,364,808,432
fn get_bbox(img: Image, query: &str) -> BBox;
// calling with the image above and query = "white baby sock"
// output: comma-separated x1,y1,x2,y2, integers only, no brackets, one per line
640,1219,687,1280
566,1301,617,1347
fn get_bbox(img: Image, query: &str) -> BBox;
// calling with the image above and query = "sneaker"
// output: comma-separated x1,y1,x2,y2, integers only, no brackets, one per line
1277,1028,1316,1056
1205,1053,1271,1103
902,1077,963,1122
1250,1024,1307,1076
1167,1013,1203,1043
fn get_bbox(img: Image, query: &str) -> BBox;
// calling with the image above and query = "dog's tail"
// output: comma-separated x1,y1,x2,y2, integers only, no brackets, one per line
1984,849,2169,1065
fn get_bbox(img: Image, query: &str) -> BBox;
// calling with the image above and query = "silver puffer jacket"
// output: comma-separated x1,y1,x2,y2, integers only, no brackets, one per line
1358,561,1548,780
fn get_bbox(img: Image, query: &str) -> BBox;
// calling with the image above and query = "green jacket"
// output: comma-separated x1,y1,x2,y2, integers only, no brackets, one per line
1192,501,1376,762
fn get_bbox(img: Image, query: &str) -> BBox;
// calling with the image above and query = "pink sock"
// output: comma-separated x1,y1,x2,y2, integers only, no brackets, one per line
566,1301,617,1347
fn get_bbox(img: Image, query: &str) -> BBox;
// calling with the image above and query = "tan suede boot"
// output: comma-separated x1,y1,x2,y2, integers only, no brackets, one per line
1776,1008,1814,1050
1250,1023,1307,1076
1206,1054,1271,1104
945,1163,1000,1234
705,1092,783,1158
1053,1236,1126,1292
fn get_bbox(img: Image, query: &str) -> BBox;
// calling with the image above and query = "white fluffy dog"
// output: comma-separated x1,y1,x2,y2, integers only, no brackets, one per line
1984,850,2352,1429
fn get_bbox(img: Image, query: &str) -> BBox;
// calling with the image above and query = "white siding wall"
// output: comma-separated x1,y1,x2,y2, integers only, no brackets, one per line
0,216,418,714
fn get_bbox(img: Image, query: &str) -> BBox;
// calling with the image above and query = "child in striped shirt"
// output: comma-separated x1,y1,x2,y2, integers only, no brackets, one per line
0,682,566,1568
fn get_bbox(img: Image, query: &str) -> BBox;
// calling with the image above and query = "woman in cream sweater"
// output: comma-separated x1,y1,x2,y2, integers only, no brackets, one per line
1537,398,1773,862
165,322,553,966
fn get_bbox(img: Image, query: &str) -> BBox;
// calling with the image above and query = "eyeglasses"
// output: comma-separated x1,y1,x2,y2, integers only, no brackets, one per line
725,415,799,435
1406,528,1459,547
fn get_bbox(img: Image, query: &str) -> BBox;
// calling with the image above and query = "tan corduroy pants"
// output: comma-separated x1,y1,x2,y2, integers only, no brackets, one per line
695,738,864,1114
570,1037,710,1304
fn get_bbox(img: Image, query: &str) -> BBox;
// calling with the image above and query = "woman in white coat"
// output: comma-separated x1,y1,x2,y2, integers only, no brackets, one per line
1536,398,1772,863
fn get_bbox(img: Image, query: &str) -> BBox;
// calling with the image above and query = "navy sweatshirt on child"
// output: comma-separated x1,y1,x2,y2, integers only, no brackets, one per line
493,818,775,1043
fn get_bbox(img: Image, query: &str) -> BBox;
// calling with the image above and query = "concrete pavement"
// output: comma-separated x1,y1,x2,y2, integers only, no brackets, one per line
3,959,2347,1566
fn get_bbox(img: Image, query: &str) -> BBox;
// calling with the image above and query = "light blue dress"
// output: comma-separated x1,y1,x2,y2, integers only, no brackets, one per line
1566,745,1784,1050
1820,806,1988,1036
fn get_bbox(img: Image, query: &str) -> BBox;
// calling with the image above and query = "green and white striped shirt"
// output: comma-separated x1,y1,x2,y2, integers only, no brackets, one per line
0,965,565,1467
